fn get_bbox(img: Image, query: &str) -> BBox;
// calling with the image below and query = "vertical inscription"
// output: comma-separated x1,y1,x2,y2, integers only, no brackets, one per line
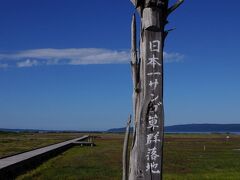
145,37,163,176
128,1,183,180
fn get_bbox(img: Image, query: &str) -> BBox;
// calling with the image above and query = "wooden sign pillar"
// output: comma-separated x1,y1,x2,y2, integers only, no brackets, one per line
128,0,183,179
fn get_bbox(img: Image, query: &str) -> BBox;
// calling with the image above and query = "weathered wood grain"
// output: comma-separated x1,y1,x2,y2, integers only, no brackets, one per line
130,0,143,8
122,116,132,180
128,0,183,179
168,0,184,16
142,8,161,31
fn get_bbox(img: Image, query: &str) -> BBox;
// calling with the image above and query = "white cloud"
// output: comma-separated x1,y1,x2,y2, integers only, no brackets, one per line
0,48,184,68
163,52,184,63
17,59,39,68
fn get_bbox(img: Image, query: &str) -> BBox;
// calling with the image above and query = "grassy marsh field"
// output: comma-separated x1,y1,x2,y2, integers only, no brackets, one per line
1,132,240,179
0,131,83,158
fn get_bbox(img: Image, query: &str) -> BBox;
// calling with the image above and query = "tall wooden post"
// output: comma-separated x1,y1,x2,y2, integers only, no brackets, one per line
128,0,183,179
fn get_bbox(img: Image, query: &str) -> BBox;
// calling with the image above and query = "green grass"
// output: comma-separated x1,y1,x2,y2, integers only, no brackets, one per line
2,132,240,179
163,134,240,179
17,134,123,180
0,131,84,158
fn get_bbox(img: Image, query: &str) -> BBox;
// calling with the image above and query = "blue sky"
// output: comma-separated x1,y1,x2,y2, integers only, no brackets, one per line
0,0,240,130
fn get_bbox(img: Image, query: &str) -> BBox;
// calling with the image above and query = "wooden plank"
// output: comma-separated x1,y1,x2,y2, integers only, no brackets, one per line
0,135,89,178
0,135,88,169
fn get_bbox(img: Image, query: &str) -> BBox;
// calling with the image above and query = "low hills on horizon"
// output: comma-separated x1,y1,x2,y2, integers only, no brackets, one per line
1,124,240,133
107,124,240,133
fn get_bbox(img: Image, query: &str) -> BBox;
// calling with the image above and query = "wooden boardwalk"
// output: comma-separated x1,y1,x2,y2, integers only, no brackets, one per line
0,135,89,178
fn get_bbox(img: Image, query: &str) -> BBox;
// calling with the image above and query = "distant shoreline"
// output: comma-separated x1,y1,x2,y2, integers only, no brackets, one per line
107,124,240,134
1,124,240,134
